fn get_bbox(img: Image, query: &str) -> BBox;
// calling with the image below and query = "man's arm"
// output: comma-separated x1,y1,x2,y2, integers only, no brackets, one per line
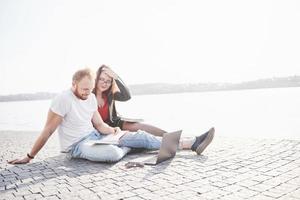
92,111,120,134
8,110,63,164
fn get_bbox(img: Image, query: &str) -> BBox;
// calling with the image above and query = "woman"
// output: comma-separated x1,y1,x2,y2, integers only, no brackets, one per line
93,65,166,137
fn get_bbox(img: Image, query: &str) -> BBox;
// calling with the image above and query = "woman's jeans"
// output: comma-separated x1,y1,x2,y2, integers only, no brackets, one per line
70,130,161,162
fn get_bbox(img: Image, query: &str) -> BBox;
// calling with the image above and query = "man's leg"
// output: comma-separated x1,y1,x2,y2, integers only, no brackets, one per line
119,130,161,149
71,131,131,162
75,143,130,162
119,128,215,155
190,127,215,155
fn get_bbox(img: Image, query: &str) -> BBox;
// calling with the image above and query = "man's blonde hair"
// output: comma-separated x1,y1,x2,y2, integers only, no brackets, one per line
72,68,94,83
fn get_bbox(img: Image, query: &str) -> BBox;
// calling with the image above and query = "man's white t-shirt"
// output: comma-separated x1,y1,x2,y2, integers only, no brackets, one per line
50,89,97,152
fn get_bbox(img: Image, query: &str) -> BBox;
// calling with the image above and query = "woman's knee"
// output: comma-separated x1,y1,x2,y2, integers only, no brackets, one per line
122,122,140,132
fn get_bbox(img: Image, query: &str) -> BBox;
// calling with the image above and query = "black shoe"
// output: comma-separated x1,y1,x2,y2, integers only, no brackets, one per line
191,127,215,155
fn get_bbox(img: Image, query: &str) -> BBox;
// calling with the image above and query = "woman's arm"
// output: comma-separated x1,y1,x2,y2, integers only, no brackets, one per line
113,77,131,101
103,67,131,101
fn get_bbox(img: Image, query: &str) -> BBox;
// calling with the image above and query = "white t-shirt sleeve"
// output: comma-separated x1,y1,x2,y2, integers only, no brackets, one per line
50,93,71,117
91,93,98,111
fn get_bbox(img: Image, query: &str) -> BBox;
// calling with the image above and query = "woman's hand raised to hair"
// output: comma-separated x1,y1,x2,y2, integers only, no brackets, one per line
102,67,118,79
111,79,120,94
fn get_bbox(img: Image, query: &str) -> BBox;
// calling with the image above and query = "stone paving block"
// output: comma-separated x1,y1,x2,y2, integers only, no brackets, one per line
262,178,287,187
251,194,275,200
238,179,260,187
163,186,181,194
41,185,57,191
152,189,172,196
143,184,160,192
262,190,285,199
24,193,44,200
123,196,143,200
131,188,151,195
13,189,32,197
234,188,259,199
200,191,223,199
115,191,136,198
286,177,300,186
287,188,300,198
93,191,110,198
56,187,70,194
118,185,134,192
279,183,299,193
67,184,86,192
42,196,60,200
222,184,245,193
81,182,96,188
0,193,16,200
211,180,230,188
251,174,272,182
250,183,275,193
40,189,59,197
5,183,17,190
11,197,25,200
220,194,245,200
105,188,122,195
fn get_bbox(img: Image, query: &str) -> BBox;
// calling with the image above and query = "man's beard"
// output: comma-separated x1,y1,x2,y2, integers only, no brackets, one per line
73,88,89,100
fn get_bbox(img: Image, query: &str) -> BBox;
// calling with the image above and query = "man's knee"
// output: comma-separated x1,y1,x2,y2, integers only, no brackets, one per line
78,143,130,162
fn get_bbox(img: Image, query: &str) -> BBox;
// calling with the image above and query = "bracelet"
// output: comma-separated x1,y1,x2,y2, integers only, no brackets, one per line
27,153,34,159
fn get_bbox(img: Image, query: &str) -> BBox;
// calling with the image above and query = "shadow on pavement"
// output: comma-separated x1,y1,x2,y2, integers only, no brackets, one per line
1,154,115,192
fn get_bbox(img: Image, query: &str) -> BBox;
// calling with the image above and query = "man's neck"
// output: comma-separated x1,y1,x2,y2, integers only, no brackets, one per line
71,88,84,100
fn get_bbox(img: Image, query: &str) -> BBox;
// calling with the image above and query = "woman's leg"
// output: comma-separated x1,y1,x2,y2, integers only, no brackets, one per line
122,122,167,137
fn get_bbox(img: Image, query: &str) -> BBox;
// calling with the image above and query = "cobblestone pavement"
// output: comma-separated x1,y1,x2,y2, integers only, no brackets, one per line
1,131,300,200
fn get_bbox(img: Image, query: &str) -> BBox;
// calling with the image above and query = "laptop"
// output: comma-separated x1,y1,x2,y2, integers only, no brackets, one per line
139,130,182,165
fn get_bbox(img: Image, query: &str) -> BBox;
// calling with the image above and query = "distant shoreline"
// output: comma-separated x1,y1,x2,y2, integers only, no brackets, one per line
1,76,300,102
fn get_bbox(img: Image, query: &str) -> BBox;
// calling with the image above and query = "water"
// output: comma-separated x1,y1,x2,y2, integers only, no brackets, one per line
0,87,299,139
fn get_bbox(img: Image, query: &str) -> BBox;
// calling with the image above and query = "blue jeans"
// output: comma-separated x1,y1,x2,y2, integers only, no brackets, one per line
70,130,161,162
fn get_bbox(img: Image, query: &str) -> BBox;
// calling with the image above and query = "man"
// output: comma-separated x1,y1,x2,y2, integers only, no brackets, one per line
9,68,215,164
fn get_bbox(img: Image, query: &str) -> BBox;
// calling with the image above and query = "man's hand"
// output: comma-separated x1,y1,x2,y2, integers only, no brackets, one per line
113,127,121,134
8,156,31,164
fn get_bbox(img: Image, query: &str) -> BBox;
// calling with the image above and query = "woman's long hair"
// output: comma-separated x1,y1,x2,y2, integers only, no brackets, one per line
93,64,113,97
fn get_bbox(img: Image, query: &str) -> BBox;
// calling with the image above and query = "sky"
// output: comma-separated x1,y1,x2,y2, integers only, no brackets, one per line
0,0,300,95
